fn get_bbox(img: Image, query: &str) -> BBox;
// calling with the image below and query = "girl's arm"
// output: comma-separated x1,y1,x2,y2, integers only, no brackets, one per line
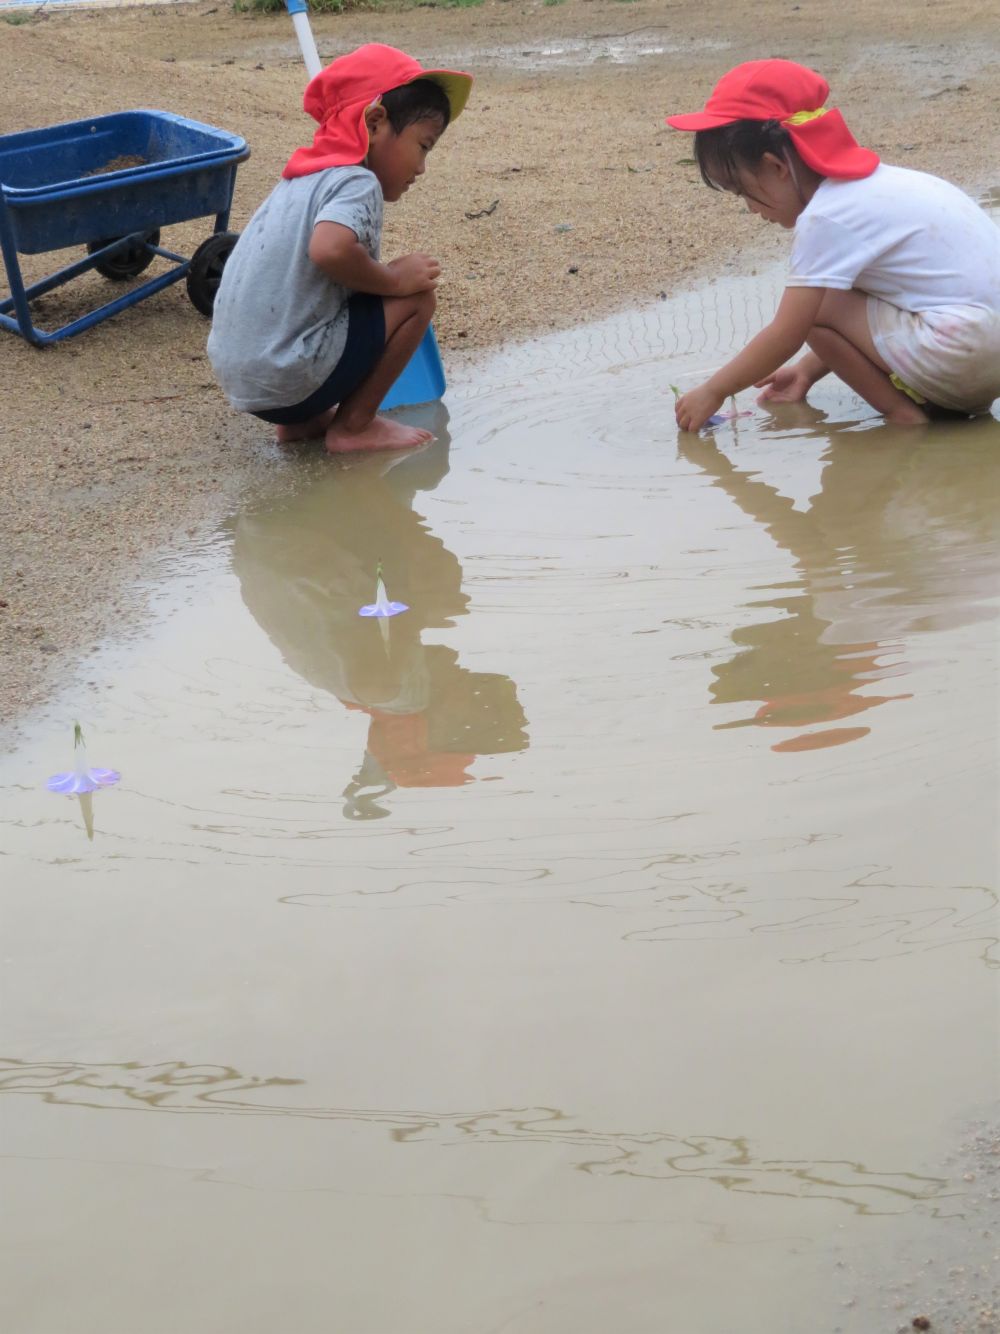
675,286,826,431
308,222,440,297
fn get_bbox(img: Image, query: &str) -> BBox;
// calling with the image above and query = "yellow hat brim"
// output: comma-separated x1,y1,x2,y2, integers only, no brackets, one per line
411,69,474,123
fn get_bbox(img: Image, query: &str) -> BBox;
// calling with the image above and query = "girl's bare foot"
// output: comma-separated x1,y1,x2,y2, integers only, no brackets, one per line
275,407,338,444
324,415,434,454
885,402,929,426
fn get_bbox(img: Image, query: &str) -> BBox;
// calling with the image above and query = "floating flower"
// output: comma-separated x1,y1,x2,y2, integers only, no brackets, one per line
359,562,408,618
45,723,120,795
703,409,754,428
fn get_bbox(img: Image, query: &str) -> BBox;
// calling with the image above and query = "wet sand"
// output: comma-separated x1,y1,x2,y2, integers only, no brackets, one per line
0,0,998,733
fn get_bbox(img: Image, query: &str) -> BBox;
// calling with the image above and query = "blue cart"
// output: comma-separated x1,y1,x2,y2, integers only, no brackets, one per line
0,109,249,345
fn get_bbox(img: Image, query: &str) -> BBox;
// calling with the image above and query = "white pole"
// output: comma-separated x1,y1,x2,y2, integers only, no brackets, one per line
285,2,322,81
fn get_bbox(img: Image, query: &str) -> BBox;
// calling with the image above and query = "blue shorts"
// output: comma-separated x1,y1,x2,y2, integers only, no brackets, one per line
252,292,386,426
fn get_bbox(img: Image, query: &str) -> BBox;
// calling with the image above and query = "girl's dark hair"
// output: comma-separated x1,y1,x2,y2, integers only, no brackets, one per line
380,79,451,133
694,119,795,191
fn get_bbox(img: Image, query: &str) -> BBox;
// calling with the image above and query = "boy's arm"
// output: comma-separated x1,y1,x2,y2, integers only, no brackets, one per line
308,222,439,298
675,287,826,431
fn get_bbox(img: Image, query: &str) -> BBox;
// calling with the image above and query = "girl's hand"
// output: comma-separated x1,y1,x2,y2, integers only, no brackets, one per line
673,289,825,421
387,253,441,296
675,383,725,433
755,362,813,404
755,350,829,403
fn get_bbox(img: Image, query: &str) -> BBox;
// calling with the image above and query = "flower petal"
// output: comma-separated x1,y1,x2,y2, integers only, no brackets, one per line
45,767,120,794
704,409,755,428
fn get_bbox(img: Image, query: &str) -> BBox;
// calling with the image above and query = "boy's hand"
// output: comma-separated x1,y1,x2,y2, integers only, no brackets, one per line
675,383,725,433
387,253,441,296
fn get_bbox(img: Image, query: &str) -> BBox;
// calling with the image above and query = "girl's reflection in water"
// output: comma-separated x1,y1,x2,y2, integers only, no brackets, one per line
232,408,527,817
679,413,1000,752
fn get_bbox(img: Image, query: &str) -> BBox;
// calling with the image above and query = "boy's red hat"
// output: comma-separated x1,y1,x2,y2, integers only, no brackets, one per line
365,711,474,787
666,59,879,180
284,43,473,179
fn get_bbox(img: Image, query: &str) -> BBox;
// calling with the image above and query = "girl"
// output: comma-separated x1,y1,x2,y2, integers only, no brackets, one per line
666,60,1000,431
208,44,472,454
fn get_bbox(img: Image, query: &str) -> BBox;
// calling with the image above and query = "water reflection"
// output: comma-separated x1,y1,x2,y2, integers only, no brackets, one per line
0,1059,950,1215
231,409,528,817
77,792,95,841
679,422,1000,751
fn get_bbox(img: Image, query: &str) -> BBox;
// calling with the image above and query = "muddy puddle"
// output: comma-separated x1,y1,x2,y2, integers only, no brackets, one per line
186,30,729,73
441,32,728,72
1,265,999,1333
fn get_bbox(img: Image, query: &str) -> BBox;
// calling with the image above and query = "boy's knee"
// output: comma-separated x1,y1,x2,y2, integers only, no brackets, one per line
415,287,437,320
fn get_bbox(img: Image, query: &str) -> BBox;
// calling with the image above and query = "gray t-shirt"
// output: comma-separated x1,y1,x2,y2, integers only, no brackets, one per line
207,166,383,412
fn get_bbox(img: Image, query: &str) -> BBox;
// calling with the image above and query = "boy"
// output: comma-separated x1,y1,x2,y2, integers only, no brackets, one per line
208,44,472,453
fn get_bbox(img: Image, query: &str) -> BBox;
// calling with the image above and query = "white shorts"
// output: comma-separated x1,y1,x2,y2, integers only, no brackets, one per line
867,297,1000,413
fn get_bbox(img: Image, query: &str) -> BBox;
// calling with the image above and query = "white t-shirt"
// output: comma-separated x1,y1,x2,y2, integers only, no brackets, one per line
208,166,383,412
788,164,1000,312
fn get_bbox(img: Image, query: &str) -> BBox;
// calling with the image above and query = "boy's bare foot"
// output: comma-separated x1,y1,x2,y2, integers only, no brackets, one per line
275,408,338,444
324,415,434,454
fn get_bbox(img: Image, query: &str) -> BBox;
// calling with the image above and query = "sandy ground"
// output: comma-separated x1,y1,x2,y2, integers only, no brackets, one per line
0,0,998,734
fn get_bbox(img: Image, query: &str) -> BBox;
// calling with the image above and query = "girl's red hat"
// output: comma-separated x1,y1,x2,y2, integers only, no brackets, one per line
666,59,879,180
284,43,473,180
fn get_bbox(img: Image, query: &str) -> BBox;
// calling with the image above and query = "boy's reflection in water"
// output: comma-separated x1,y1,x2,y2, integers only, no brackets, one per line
231,408,527,817
679,413,1000,752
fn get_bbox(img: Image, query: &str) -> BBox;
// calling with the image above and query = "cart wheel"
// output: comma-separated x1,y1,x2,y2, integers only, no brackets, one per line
87,230,161,281
187,232,239,317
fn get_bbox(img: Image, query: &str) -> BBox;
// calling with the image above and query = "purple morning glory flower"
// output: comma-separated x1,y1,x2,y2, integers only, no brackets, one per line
359,568,408,619
704,409,754,428
46,723,120,795
45,767,120,795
